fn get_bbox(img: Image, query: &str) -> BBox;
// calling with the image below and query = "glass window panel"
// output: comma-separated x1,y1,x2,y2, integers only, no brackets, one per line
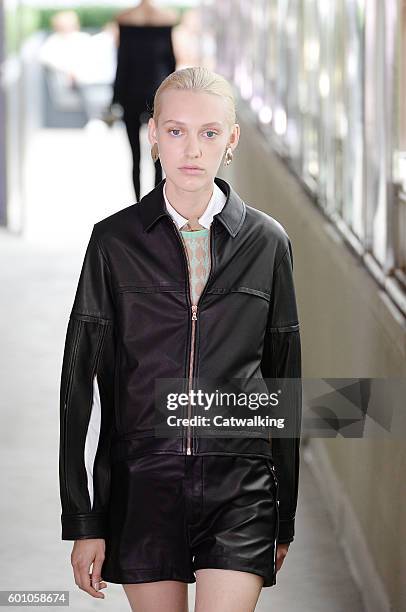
301,0,320,189
341,0,365,239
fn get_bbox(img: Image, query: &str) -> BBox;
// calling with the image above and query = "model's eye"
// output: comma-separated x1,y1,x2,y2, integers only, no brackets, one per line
169,129,182,136
205,130,218,138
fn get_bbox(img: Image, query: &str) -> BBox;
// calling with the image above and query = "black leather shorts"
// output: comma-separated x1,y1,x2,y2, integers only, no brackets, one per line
102,453,279,588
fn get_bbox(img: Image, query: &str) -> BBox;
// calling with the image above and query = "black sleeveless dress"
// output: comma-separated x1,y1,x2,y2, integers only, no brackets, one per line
112,24,177,201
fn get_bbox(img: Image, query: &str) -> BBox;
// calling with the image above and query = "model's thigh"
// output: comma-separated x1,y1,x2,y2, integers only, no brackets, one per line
123,581,189,612
194,568,263,612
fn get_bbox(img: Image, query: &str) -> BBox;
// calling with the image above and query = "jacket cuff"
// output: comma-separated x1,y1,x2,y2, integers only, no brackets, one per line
277,517,295,544
61,512,107,540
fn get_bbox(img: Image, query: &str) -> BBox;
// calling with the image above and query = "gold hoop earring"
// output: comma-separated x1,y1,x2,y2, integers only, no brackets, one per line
223,145,233,166
151,143,159,163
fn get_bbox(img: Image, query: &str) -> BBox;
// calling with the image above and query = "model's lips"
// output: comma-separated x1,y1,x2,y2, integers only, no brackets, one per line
179,166,205,175
179,165,204,170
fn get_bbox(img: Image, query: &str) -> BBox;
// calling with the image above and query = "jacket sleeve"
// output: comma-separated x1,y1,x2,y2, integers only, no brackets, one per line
59,225,116,540
260,238,302,544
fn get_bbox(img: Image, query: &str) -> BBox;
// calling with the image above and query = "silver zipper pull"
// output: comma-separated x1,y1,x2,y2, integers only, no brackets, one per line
191,305,198,320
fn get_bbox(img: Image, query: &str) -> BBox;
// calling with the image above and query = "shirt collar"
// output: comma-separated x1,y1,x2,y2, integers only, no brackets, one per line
139,177,246,238
163,181,227,229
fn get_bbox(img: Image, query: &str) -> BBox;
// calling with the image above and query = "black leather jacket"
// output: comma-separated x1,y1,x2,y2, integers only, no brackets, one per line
59,177,302,545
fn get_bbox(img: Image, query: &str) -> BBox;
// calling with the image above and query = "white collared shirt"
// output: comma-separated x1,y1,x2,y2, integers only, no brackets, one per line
163,181,227,229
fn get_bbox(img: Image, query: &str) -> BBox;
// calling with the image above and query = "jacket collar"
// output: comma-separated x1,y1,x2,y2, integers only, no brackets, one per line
163,181,226,229
138,176,246,237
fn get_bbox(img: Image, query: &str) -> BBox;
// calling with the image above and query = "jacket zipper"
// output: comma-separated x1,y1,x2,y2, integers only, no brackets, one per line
87,323,108,510
187,303,197,454
63,317,82,511
92,323,108,381
269,461,280,578
189,225,215,451
167,217,195,454
63,320,108,512
167,216,214,455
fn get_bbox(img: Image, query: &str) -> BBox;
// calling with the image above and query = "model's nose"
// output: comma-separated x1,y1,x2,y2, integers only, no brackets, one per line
184,136,202,159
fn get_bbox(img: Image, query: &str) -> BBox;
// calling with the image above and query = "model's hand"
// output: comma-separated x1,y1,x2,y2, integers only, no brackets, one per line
71,539,108,599
276,542,290,572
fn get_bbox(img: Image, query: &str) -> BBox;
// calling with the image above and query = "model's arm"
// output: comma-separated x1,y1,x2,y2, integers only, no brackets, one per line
59,225,116,541
111,25,126,106
260,238,302,544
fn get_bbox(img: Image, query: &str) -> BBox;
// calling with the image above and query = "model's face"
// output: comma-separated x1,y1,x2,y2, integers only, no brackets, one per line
148,89,240,191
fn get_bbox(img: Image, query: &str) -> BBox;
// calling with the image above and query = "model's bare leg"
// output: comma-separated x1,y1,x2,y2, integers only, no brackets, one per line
194,569,263,612
122,581,189,612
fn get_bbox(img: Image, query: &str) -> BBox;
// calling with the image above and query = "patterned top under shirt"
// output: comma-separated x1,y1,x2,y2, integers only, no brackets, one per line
163,181,227,305
179,227,210,305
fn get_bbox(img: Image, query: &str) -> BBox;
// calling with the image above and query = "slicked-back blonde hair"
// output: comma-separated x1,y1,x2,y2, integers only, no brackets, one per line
152,66,236,131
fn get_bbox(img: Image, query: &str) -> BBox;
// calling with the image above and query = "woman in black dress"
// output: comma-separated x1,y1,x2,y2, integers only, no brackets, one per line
112,1,177,200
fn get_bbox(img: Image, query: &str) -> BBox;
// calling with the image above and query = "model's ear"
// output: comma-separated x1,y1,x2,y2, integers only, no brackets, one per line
229,124,240,149
147,118,157,146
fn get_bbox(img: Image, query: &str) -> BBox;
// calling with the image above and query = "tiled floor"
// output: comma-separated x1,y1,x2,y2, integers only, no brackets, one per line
0,123,365,611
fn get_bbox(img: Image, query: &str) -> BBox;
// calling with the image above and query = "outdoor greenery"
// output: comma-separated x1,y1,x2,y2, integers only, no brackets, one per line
4,3,191,54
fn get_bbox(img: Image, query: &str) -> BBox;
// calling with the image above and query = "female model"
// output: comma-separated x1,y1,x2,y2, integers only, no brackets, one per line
59,66,302,612
112,0,177,200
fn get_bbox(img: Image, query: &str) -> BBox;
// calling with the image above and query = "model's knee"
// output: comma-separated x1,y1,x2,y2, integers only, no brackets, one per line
122,581,188,612
194,569,263,612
